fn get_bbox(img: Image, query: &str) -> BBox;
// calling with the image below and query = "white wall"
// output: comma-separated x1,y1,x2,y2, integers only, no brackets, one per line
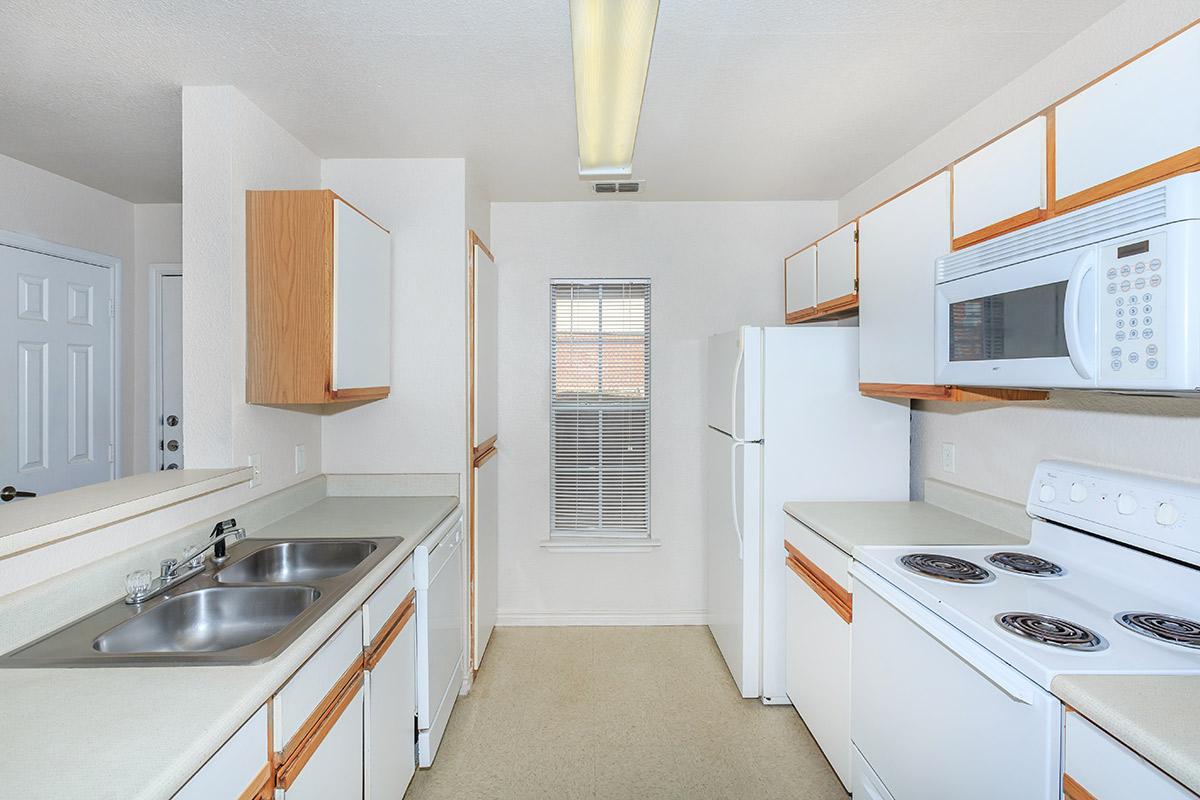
833,3,1200,502
492,200,837,622
132,203,183,474
181,86,322,496
0,152,183,478
319,159,469,483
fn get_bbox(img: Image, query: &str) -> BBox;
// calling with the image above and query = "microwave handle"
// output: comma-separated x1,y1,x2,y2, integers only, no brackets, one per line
1064,249,1097,380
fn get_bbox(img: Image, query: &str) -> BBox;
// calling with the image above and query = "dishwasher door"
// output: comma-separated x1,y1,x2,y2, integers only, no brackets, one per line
416,516,465,767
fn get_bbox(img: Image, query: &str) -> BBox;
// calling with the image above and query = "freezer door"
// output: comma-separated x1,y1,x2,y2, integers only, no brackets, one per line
705,425,761,698
706,327,762,440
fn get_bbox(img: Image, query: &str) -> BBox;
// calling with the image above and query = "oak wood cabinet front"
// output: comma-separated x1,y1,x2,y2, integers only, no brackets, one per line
246,189,391,405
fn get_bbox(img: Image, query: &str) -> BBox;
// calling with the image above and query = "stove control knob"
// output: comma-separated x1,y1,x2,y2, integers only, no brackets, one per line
1069,483,1088,503
1117,493,1138,515
1155,502,1181,526
1038,483,1056,503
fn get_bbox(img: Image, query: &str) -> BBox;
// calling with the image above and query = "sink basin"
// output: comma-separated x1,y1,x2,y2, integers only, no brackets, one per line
215,540,378,584
93,586,320,654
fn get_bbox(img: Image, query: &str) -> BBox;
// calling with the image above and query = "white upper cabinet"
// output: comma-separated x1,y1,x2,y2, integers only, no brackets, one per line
1055,24,1200,208
952,116,1046,245
858,172,951,385
332,198,392,392
816,222,858,305
784,245,817,320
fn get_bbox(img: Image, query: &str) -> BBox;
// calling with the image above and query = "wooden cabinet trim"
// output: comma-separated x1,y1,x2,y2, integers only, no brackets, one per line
951,207,1047,251
278,653,365,765
1062,773,1098,800
329,191,389,235
237,763,275,800
276,668,364,790
858,383,1050,403
784,542,852,624
785,292,859,324
328,385,390,403
1055,146,1200,216
473,441,498,469
364,589,416,670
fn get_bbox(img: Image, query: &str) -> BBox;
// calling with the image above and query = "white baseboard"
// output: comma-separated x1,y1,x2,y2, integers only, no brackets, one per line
495,609,708,627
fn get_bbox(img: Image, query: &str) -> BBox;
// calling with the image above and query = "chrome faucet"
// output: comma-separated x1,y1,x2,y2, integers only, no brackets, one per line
124,519,246,605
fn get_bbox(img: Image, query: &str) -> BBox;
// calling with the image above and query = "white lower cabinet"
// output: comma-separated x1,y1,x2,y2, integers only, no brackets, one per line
281,682,365,800
365,560,418,799
173,705,270,799
1064,712,1194,799
784,520,853,791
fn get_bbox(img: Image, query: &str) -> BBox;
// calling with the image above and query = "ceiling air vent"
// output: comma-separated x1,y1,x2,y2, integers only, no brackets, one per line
591,180,645,195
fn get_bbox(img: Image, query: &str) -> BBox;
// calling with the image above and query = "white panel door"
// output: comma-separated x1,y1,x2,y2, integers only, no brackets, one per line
1,244,113,498
367,622,416,800
816,222,857,304
784,246,816,316
469,236,498,670
953,116,1046,239
1056,24,1200,202
858,172,951,385
283,684,365,800
473,453,498,668
173,705,268,800
157,272,184,470
332,199,391,391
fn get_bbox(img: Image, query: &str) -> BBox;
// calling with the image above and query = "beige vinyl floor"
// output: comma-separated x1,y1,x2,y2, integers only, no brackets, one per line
405,626,848,800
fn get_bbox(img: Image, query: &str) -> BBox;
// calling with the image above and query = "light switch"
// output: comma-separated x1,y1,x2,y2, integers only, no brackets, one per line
294,444,306,475
248,453,262,488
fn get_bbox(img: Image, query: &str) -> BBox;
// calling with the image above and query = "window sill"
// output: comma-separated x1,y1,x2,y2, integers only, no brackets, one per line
540,537,662,553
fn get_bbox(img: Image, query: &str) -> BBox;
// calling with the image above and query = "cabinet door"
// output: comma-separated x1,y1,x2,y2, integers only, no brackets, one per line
784,246,817,320
816,222,857,305
1064,712,1193,800
332,199,392,391
1055,24,1200,211
368,616,417,800
953,116,1046,247
282,683,365,800
173,705,269,799
858,172,950,385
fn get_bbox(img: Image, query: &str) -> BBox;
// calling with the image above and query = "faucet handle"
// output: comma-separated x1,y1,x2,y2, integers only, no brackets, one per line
160,558,179,579
125,569,153,603
181,544,203,569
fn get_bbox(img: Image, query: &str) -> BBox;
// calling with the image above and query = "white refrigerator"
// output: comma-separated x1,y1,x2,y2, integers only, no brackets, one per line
705,326,909,702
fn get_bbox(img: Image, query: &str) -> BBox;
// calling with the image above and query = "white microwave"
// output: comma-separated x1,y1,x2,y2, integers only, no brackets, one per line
935,173,1200,392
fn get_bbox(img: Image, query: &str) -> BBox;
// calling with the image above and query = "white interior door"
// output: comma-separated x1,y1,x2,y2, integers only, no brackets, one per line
469,234,498,669
156,271,183,470
1,243,113,499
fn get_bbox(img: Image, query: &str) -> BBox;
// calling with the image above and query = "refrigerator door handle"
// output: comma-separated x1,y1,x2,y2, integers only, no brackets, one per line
730,441,745,560
730,337,745,444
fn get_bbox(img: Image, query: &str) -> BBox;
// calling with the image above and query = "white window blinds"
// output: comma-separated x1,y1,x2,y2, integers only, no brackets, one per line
550,279,651,538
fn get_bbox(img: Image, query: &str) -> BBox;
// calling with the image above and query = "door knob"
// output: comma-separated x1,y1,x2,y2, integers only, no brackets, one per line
166,415,179,427
166,440,180,452
0,486,37,502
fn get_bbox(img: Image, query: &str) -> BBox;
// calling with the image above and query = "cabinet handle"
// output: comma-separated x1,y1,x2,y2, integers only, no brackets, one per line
364,590,416,670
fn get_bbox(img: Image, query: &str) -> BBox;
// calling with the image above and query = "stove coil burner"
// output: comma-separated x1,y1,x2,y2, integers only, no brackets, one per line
1116,612,1200,650
995,613,1107,652
986,552,1064,577
898,553,993,584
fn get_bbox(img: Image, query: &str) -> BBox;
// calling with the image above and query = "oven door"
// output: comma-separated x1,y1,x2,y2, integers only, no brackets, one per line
850,564,1062,800
936,244,1098,388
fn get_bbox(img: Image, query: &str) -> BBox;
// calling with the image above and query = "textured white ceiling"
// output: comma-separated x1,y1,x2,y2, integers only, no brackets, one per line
0,0,1122,203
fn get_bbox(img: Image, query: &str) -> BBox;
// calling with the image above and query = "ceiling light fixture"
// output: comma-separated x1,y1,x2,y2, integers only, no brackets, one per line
569,0,660,180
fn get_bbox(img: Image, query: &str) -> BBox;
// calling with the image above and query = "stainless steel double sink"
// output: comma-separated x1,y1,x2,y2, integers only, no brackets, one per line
1,537,403,668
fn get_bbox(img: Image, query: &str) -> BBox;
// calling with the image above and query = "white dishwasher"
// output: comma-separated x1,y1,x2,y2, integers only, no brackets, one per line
415,511,465,768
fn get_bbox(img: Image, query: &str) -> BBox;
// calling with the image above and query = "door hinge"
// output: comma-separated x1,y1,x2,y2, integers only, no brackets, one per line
853,229,859,244
854,277,860,293
108,298,116,318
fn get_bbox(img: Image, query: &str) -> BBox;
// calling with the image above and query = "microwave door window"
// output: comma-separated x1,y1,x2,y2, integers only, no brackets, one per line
949,281,1069,361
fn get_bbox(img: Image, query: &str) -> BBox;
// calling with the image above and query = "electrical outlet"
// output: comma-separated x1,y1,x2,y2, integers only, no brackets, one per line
248,453,262,488
294,444,306,475
941,442,956,474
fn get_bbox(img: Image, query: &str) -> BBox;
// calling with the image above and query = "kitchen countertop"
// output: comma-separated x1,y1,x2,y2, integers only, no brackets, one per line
0,494,459,800
1053,674,1200,795
783,500,1028,556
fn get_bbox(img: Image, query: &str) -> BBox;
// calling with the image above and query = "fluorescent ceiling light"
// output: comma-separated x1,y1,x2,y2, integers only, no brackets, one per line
569,0,660,180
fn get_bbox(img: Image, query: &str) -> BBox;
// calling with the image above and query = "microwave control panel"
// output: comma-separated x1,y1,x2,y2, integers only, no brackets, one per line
1100,231,1166,381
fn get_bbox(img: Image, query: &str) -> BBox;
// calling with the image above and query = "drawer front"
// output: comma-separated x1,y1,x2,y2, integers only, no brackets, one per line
364,556,415,645
173,705,269,799
1064,712,1194,800
275,609,364,752
785,517,852,593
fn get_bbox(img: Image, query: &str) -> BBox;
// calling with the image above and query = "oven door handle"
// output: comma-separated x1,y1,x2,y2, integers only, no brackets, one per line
1064,248,1097,380
850,562,1037,706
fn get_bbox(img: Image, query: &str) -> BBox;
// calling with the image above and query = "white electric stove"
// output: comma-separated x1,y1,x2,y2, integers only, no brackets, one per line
849,461,1200,800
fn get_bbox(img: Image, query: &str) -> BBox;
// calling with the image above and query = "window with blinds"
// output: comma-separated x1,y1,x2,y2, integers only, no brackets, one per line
550,279,651,538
